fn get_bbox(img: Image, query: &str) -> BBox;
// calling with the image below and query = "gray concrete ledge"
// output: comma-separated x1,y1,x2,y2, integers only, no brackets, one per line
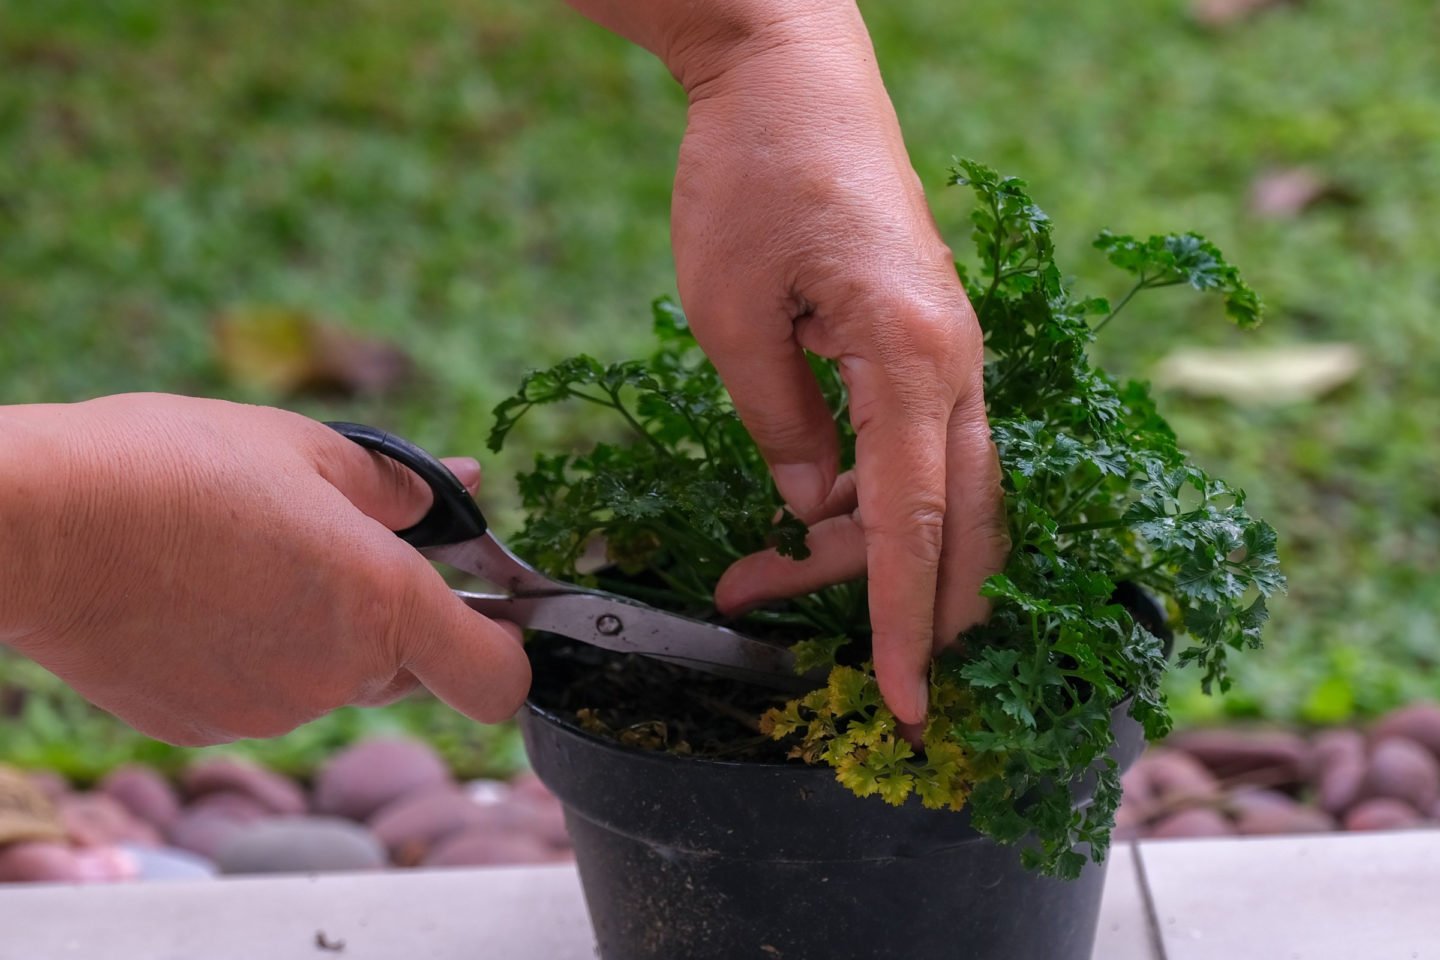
3,832,1437,959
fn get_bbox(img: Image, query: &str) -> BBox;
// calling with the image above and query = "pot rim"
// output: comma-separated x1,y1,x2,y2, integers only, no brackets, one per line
522,696,822,772
524,687,1141,772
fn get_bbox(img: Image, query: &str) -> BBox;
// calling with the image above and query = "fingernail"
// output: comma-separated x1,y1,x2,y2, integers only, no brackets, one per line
713,566,761,618
773,463,828,517
444,457,481,493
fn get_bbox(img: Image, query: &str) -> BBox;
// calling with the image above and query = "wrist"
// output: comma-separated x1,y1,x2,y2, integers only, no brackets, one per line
567,1,867,98
663,1,868,98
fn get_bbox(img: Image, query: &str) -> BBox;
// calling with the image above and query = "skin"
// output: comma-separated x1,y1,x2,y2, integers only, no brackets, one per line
569,0,1008,722
0,396,529,745
0,0,1005,748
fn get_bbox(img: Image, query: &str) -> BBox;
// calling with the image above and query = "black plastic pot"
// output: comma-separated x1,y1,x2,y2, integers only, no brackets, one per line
521,695,1141,960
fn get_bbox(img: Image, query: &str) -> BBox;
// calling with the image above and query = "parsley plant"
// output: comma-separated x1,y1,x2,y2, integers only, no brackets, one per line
490,160,1283,878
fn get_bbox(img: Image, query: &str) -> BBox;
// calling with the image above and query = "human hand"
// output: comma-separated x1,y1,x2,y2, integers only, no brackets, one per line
569,1,1008,724
0,394,529,745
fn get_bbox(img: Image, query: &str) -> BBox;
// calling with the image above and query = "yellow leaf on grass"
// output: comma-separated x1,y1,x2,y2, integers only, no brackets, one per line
214,306,413,397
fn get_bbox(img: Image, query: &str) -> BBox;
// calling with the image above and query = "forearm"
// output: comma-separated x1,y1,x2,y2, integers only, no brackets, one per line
562,0,869,94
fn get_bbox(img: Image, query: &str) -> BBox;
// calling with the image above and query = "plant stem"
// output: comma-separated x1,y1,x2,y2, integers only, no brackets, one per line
1055,517,1135,535
1055,474,1110,521
602,387,673,458
1092,279,1145,335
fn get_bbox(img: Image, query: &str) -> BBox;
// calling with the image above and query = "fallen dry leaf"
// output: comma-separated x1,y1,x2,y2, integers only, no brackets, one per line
1154,343,1361,404
0,765,66,847
1191,0,1300,28
1249,168,1358,219
214,307,414,398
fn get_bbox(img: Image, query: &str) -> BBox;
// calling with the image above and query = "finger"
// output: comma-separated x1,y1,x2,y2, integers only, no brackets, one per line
691,319,841,517
312,428,481,533
715,512,866,615
847,357,953,726
441,457,482,496
933,392,1009,649
395,565,532,723
353,619,521,708
804,470,859,525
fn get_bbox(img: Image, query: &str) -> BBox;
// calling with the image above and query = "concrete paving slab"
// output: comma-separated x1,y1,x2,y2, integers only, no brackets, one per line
0,853,1158,960
1139,830,1440,960
1097,843,1162,960
0,864,596,960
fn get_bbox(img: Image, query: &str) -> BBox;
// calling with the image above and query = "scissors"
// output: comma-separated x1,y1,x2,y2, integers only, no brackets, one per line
327,422,821,692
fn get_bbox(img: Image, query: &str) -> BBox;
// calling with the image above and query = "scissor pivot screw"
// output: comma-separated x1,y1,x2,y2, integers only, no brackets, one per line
596,614,623,636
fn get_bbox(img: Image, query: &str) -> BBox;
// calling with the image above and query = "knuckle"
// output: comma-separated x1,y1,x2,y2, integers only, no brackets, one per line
340,549,428,675
867,497,948,567
749,413,829,455
375,572,429,667
380,456,429,515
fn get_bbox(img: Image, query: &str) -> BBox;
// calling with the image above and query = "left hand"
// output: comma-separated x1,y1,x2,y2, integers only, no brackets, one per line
566,0,1010,725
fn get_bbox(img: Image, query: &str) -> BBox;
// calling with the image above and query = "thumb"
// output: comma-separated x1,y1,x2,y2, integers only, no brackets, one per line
693,327,840,518
391,556,532,724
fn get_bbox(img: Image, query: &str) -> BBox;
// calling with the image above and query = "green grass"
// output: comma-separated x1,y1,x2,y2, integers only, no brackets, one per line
2,0,1437,775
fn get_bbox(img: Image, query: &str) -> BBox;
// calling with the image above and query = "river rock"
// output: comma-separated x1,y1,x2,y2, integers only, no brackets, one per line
1166,729,1311,786
509,793,570,850
121,843,217,882
58,794,160,847
101,765,180,829
166,808,250,860
500,773,569,848
464,779,512,806
1312,729,1367,815
215,817,385,875
24,771,70,806
369,786,491,865
1149,807,1235,839
0,765,65,846
1228,790,1334,835
314,739,451,822
0,842,137,883
421,827,565,868
1344,798,1424,832
1119,765,1156,813
1360,738,1440,812
1137,750,1220,807
1113,801,1147,841
1372,703,1440,759
189,791,271,823
182,759,306,816
508,772,554,805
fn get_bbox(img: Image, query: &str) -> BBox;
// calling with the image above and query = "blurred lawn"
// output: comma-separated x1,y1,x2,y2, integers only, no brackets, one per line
2,0,1437,777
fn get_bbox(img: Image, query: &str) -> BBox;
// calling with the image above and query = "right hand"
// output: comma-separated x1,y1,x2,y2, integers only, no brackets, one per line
0,393,529,746
563,0,1009,725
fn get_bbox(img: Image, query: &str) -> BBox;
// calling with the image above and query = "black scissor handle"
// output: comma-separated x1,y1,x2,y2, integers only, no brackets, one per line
325,421,487,548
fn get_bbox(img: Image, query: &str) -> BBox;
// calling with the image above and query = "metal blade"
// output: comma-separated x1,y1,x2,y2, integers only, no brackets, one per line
455,589,824,692
423,536,553,594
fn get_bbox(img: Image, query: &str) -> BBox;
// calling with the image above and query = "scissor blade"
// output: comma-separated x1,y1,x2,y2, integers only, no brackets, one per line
455,590,824,692
423,536,550,594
